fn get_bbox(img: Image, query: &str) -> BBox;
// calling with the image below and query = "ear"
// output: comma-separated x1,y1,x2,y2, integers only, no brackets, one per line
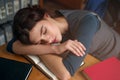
44,13,50,19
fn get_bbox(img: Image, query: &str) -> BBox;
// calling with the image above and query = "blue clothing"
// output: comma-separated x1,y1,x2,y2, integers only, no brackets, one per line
84,0,108,18
7,37,16,54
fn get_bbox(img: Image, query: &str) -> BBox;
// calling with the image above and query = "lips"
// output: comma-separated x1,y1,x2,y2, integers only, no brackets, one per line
52,37,57,43
53,39,56,43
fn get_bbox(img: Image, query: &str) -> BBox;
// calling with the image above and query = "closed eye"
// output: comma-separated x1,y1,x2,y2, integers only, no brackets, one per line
42,26,47,35
40,40,47,44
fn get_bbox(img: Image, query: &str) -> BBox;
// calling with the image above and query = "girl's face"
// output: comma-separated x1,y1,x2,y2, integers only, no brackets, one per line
29,18,62,44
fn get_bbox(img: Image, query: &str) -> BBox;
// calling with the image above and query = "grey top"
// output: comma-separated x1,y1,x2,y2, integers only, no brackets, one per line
59,10,120,60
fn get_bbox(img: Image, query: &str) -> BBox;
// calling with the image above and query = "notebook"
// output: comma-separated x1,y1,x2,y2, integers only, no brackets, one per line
0,57,32,80
83,57,120,80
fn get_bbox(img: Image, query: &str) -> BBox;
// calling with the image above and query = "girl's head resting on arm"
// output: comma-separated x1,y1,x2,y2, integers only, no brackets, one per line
13,5,67,45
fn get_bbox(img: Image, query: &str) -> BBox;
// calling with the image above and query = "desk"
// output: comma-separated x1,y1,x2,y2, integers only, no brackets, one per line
0,45,100,80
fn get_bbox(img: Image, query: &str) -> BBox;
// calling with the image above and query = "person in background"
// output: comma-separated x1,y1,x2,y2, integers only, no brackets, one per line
84,0,108,18
7,5,120,80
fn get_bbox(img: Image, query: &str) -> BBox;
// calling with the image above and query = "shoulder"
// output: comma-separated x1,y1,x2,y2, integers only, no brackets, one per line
58,10,101,23
58,10,93,17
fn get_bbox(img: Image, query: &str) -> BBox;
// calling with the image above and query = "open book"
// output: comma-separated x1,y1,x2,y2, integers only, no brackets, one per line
24,55,58,80
24,55,85,80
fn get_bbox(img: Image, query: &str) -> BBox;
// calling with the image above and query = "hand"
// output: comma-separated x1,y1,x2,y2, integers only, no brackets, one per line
56,40,86,56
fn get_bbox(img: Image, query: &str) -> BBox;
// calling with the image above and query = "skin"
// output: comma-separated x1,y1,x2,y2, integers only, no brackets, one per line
29,14,63,44
13,13,86,80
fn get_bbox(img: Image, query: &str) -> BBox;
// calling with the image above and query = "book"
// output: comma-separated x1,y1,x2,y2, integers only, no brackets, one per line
5,0,14,21
24,55,85,80
0,57,32,80
82,57,120,80
20,0,31,8
24,55,59,80
0,28,6,46
0,0,7,24
13,0,21,14
1,23,13,43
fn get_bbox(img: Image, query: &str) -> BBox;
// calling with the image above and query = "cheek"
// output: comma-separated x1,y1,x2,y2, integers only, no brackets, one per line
29,31,40,43
47,24,62,42
58,34,62,42
54,31,62,42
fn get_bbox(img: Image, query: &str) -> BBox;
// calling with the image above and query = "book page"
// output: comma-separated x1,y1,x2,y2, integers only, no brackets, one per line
26,55,40,64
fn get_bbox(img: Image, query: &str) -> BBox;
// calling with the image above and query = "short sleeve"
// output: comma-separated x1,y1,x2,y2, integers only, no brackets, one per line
6,37,17,54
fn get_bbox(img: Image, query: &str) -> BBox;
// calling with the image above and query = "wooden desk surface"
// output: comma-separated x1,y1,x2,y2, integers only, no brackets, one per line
0,44,100,80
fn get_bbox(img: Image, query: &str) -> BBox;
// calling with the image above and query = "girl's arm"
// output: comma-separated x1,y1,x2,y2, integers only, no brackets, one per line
12,40,58,55
7,38,85,56
7,38,60,55
39,54,71,80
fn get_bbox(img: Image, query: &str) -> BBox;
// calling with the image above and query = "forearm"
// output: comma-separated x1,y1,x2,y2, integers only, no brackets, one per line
12,40,59,55
39,54,71,80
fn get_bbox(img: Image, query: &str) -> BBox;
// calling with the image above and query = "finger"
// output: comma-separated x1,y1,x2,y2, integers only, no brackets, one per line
75,40,86,50
73,41,85,55
68,45,80,56
78,42,86,50
76,42,86,55
70,44,84,56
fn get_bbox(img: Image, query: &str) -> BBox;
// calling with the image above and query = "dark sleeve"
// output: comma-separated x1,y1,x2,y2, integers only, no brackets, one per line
62,14,100,76
6,37,17,54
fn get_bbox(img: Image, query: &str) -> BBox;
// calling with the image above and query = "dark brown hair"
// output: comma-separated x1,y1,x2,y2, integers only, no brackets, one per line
13,5,63,44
